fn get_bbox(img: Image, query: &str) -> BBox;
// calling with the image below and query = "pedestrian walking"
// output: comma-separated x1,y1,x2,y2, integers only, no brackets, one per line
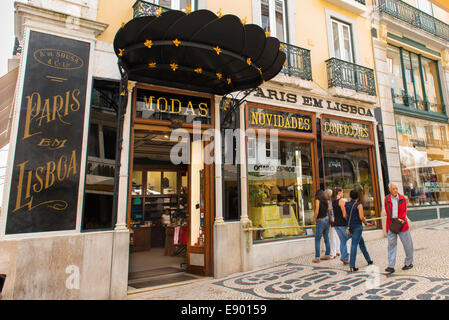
325,189,340,259
312,189,331,263
345,189,374,272
332,187,350,265
384,183,414,274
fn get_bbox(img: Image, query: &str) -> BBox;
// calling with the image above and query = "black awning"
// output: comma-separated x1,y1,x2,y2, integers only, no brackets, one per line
113,9,286,95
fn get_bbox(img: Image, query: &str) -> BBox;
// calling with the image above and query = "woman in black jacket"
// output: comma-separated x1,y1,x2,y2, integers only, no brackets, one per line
312,190,331,263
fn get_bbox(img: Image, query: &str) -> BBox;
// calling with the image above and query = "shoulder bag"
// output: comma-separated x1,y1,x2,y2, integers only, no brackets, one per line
345,202,357,237
386,196,403,234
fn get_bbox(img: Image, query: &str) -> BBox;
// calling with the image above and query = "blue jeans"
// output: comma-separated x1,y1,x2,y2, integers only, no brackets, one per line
349,225,371,268
315,218,331,258
334,226,349,261
387,230,414,268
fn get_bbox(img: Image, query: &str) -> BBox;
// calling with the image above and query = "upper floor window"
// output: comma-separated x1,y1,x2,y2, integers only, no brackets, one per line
417,0,433,15
260,0,287,42
386,44,444,114
331,18,354,62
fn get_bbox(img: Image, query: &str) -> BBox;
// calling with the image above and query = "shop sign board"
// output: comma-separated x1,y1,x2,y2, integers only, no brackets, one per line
135,88,212,125
250,87,374,118
247,107,313,133
322,117,371,141
5,31,90,234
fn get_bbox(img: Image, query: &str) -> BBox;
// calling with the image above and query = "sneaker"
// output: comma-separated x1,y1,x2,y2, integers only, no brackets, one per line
402,264,413,270
385,267,395,274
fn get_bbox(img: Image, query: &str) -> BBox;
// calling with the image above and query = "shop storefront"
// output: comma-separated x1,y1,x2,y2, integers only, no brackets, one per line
0,5,292,298
395,114,449,220
239,86,383,253
384,40,449,222
127,84,215,281
320,115,380,229
246,103,318,241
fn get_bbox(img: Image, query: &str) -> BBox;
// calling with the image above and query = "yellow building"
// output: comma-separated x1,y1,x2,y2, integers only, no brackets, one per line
0,0,447,299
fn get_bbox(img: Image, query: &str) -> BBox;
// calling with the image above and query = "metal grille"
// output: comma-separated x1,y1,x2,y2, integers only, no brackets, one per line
133,0,171,18
378,0,449,42
326,57,376,96
280,42,313,81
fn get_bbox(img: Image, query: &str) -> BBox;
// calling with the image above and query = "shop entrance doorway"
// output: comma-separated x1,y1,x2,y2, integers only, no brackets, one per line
127,131,212,290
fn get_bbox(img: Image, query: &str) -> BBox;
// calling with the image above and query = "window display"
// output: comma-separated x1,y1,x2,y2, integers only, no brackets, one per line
322,144,377,224
248,138,314,241
396,114,449,206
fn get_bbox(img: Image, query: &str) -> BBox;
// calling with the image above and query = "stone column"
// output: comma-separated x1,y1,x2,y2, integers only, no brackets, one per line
373,123,387,235
238,103,253,272
109,80,135,300
239,103,250,224
115,81,136,230
214,100,224,224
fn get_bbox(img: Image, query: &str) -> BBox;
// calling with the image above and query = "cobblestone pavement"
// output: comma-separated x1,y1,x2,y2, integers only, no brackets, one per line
130,221,449,300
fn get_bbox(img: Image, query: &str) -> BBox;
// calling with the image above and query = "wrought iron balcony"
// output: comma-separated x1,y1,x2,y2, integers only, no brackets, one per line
280,42,312,81
378,0,449,42
133,0,171,18
326,58,376,96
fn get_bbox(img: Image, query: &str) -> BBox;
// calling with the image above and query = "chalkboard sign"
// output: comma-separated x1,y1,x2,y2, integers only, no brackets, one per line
5,31,91,234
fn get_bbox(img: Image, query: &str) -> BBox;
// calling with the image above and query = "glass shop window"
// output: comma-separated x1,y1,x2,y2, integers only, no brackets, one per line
103,126,117,160
396,114,449,207
323,144,377,226
220,106,241,221
82,79,120,231
248,138,315,241
88,123,100,157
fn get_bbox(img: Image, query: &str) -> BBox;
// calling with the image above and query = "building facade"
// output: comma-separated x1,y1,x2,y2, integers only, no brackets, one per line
0,0,447,300
371,0,449,222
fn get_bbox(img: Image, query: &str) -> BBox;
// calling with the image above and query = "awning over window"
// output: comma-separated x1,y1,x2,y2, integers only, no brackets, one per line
0,67,19,148
113,9,286,95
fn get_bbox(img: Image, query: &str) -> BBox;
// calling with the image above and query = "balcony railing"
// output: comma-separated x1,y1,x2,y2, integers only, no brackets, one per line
133,0,170,18
326,58,376,96
280,42,312,81
378,0,449,42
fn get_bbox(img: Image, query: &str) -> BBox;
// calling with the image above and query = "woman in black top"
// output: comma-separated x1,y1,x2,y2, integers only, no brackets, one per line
312,190,331,263
345,190,373,272
332,188,350,265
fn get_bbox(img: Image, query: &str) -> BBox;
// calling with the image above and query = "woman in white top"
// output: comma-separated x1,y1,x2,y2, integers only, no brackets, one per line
325,189,341,259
